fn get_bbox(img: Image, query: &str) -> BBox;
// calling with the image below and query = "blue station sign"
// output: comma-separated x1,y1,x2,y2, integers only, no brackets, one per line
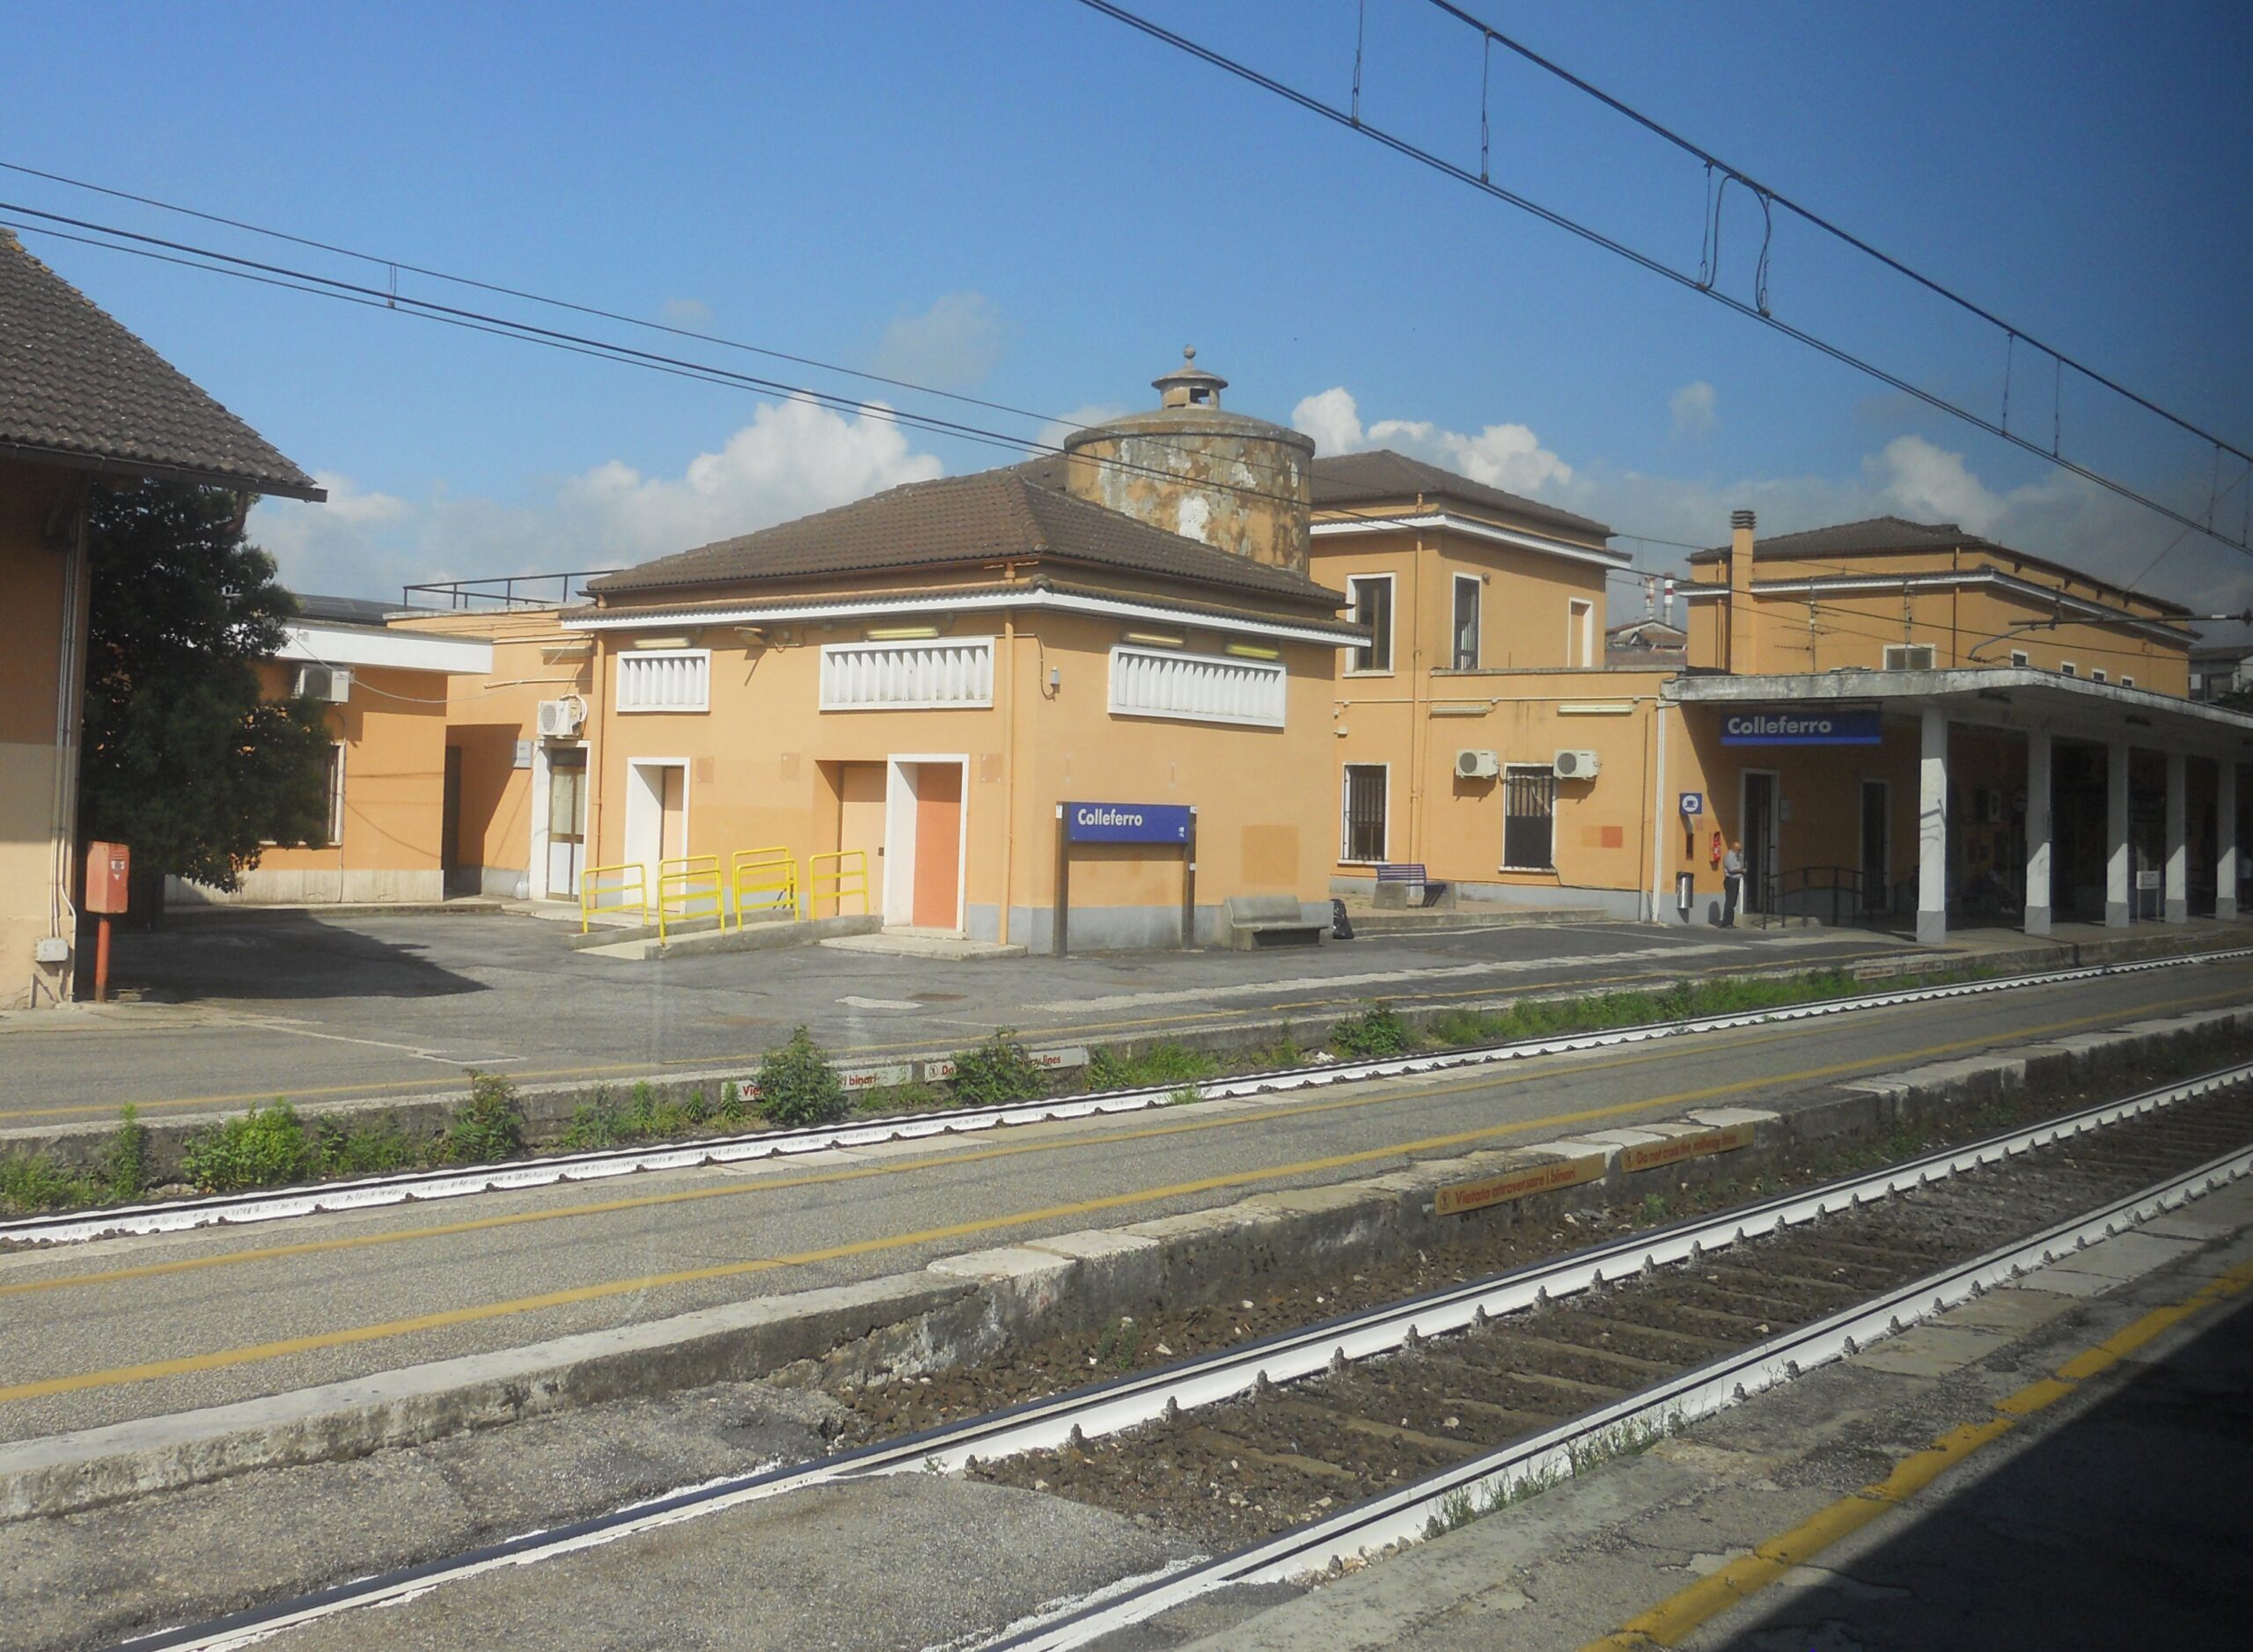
1720,707,1882,746
1063,801,1193,844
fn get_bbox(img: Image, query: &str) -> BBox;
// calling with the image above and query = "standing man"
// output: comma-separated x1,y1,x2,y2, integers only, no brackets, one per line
1721,838,1746,928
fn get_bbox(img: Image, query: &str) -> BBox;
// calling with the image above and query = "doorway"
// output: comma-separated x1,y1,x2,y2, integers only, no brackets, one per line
881,755,968,931
441,746,467,897
1858,779,1890,915
545,745,590,899
833,762,887,917
1740,769,1779,914
624,758,689,896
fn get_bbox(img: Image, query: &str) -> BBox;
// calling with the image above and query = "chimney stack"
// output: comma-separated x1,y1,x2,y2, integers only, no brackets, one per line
1727,510,1757,672
1663,575,1676,627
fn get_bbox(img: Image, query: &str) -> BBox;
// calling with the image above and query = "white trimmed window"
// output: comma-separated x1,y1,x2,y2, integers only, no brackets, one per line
323,743,346,847
1346,575,1394,673
1341,764,1388,863
616,649,710,713
1109,644,1286,728
1452,574,1482,670
819,638,994,710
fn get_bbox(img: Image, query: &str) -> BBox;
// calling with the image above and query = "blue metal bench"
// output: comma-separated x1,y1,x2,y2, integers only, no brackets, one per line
1375,863,1450,909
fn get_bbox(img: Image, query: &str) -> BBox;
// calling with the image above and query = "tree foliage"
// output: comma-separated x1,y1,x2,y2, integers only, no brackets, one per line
77,481,334,913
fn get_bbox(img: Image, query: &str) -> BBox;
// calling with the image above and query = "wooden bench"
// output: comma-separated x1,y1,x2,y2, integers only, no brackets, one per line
1374,863,1451,909
1222,893,1328,951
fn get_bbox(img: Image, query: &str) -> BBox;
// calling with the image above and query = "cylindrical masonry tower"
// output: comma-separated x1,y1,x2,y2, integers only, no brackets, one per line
1062,348,1314,576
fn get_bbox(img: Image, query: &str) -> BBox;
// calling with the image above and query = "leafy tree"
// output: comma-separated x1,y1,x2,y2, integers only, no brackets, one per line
77,481,334,922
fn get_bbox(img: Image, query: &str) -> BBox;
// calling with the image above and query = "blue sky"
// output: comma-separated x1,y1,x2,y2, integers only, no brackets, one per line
4,1,2249,620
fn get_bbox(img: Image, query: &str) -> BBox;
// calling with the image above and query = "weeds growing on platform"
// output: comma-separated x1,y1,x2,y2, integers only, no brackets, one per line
948,1029,1048,1107
1089,1040,1220,1090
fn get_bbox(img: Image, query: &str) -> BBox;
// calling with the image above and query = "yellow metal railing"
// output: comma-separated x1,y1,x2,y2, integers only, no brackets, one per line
656,854,725,941
578,863,648,933
807,848,870,918
729,847,800,926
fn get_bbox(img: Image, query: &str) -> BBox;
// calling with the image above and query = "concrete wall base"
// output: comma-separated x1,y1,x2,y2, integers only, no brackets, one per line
169,870,445,906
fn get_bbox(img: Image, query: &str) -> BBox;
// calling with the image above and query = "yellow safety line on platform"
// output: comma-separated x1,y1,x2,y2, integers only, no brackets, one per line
0,945,1966,1123
4,984,2245,1406
1579,1259,2253,1649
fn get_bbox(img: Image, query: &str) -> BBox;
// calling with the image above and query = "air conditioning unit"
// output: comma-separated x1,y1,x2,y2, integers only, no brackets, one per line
292,664,352,702
1553,749,1601,781
537,697,585,738
1882,644,1937,672
1454,748,1500,780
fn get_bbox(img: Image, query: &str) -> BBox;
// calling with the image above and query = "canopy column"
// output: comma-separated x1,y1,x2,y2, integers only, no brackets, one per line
2220,760,2239,922
1917,704,1948,945
2106,738,2132,928
2023,730,2052,937
2163,750,2189,923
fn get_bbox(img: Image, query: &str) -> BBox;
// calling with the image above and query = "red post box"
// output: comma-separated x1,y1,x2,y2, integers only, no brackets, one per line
85,841,131,914
84,841,128,1003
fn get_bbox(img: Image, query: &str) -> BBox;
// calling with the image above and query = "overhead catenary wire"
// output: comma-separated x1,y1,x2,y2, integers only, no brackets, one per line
1071,0,2252,560
1416,0,2249,473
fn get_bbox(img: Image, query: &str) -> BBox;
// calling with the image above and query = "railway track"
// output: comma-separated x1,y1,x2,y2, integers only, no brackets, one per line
125,1054,2253,1652
13,943,2249,1248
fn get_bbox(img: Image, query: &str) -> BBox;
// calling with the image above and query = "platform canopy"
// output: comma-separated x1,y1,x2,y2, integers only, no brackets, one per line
1670,666,2253,761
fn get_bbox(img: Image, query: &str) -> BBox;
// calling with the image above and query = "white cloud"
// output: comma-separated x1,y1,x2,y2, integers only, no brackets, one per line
1291,385,1572,495
249,395,943,600
660,297,714,332
872,291,1005,390
1288,383,2250,616
1670,380,1717,437
1289,386,1364,456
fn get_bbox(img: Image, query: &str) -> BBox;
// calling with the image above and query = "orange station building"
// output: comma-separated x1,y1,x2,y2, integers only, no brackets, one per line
212,348,2252,957
402,355,1362,948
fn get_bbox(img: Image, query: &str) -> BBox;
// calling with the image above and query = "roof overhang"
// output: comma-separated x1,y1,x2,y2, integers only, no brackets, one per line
0,438,327,503
1668,668,2253,759
1311,510,1628,570
1676,569,2193,647
275,622,494,674
564,585,1362,648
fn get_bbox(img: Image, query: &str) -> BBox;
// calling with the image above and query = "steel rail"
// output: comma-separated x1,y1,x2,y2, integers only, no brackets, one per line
122,1057,2253,1652
1005,1140,2253,1647
18,943,2249,1249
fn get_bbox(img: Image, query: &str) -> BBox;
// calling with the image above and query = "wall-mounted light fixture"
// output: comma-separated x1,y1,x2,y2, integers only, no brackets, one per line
630,635,694,650
1124,630,1185,648
1225,642,1281,661
866,624,942,642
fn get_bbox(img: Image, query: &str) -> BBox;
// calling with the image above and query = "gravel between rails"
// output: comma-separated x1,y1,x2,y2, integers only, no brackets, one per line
958,1082,2253,1551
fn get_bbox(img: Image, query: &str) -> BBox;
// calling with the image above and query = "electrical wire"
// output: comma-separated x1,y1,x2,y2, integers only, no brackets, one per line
1417,0,2249,470
1072,0,2252,559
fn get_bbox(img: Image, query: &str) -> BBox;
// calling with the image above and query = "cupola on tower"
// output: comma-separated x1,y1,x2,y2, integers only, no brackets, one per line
1062,348,1315,575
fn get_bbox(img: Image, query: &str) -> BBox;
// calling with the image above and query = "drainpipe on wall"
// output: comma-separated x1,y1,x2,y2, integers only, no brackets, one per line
1408,529,1427,865
1647,694,1669,923
1727,509,1756,672
997,597,1017,948
40,487,90,1004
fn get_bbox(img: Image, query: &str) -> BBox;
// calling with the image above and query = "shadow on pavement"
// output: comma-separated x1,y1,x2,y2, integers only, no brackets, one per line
98,912,491,1002
1712,1289,2253,1652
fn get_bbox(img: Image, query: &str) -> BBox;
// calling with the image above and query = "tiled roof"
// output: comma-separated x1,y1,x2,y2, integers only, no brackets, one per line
1310,448,1612,540
1689,515,2193,619
0,230,320,499
589,466,1345,613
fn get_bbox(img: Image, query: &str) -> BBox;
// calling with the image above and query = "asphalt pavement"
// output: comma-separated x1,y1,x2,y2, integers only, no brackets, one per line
4,959,2245,1449
0,912,1912,1129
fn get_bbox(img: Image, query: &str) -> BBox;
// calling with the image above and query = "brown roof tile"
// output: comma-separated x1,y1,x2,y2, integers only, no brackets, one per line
0,231,321,499
589,466,1346,613
1310,448,1612,540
